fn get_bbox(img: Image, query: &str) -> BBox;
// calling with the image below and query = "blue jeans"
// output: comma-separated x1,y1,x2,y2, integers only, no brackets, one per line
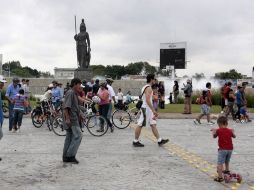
8,103,14,131
63,124,82,158
99,104,112,127
13,109,24,127
217,149,232,165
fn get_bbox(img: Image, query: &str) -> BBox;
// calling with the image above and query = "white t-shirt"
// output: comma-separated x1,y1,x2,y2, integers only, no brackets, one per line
40,90,52,102
107,84,115,101
117,92,123,100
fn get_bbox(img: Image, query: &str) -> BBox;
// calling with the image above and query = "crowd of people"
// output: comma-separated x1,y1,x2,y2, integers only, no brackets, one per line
0,75,251,183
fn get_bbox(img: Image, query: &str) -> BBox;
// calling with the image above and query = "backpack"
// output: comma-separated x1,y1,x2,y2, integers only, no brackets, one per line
136,85,150,109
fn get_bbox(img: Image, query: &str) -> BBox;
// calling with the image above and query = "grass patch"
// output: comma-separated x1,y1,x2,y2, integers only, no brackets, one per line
158,104,254,113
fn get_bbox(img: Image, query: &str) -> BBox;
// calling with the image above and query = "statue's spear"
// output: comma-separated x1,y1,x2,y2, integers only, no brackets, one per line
74,15,77,35
74,15,78,67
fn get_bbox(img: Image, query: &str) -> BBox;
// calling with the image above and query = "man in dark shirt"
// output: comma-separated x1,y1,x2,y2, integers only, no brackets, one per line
62,78,83,164
92,79,100,95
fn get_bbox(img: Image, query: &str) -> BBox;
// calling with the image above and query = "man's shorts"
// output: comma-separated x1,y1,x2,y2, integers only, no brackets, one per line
217,149,232,165
201,104,210,115
137,108,156,127
225,99,229,106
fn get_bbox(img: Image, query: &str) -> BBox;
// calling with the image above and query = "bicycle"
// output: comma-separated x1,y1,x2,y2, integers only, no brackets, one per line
31,100,62,131
79,102,109,137
112,100,141,129
51,101,108,137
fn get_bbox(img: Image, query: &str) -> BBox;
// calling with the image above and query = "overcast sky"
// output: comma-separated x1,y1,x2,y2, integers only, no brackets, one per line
0,0,254,77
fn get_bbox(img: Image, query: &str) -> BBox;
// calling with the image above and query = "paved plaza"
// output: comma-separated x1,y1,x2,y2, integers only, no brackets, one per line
0,116,254,190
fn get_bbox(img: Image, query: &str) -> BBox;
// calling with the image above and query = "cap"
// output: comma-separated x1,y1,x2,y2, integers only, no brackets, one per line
100,82,107,87
13,77,20,83
48,84,54,88
0,75,7,83
52,80,58,84
106,78,114,83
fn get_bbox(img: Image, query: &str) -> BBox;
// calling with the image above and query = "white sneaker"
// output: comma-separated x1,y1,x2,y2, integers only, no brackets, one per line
16,129,20,133
12,128,16,133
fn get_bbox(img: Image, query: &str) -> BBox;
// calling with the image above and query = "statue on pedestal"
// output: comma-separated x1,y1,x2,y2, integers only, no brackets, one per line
74,19,91,69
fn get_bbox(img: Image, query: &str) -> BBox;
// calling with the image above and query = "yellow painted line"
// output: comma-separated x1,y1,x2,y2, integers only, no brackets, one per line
130,124,247,189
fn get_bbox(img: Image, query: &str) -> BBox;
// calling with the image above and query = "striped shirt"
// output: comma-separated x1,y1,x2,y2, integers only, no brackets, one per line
13,94,26,111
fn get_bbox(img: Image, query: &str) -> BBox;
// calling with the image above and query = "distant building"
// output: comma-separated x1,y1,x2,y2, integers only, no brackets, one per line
54,67,75,79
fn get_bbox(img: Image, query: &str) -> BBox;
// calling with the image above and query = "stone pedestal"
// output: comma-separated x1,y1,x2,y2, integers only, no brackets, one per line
74,68,93,81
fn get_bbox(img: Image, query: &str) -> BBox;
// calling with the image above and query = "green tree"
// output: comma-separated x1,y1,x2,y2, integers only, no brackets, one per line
125,62,143,75
215,69,243,79
105,65,126,79
143,62,156,74
192,73,205,80
90,65,106,76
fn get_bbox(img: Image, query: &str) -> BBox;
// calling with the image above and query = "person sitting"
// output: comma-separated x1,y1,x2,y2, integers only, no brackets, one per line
124,91,134,105
239,106,251,123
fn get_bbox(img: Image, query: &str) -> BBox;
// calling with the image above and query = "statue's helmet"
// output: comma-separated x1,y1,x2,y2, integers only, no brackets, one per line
80,19,86,32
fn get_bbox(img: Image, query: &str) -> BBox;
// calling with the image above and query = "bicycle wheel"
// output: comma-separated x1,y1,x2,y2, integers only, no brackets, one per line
31,112,43,128
86,115,108,137
2,104,9,118
51,116,66,136
112,109,131,129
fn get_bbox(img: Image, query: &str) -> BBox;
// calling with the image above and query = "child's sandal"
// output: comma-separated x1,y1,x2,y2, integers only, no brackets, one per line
223,170,230,174
214,177,224,182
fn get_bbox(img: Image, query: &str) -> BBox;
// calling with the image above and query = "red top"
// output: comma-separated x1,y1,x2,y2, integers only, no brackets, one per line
215,128,234,150
224,86,231,99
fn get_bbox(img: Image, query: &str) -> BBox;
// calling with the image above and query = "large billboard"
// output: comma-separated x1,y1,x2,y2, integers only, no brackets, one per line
160,42,186,69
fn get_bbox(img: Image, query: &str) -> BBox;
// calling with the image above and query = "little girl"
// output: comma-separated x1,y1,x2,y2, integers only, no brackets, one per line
13,89,28,132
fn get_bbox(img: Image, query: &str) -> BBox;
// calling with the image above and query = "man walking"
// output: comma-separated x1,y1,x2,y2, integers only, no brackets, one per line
0,76,7,161
5,77,20,131
62,78,83,164
133,74,169,147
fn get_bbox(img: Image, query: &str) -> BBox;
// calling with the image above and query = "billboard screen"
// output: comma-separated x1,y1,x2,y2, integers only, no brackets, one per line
160,42,186,69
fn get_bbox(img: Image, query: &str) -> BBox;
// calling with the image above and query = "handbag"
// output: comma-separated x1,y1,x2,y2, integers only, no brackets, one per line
136,85,150,109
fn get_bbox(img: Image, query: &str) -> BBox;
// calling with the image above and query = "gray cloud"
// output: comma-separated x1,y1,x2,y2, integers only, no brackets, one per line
0,0,254,77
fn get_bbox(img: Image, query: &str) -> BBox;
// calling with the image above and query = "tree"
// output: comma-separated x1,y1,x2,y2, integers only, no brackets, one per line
125,62,143,75
90,65,106,76
192,73,205,80
143,62,156,74
105,65,126,79
214,69,243,79
2,60,52,78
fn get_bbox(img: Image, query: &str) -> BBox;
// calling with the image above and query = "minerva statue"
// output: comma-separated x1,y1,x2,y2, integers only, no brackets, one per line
74,19,91,69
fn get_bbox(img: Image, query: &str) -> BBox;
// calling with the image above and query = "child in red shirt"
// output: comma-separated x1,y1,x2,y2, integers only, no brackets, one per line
211,116,236,182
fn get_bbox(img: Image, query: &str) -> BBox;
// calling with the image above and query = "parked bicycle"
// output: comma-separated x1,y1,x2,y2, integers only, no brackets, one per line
31,100,62,131
112,100,141,129
51,101,108,137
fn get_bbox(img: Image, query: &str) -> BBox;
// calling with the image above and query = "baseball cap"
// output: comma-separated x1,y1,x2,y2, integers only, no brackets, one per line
106,78,114,83
48,83,54,88
0,75,7,83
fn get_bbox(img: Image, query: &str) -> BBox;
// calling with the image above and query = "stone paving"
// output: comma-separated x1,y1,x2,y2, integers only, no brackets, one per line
0,117,254,190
